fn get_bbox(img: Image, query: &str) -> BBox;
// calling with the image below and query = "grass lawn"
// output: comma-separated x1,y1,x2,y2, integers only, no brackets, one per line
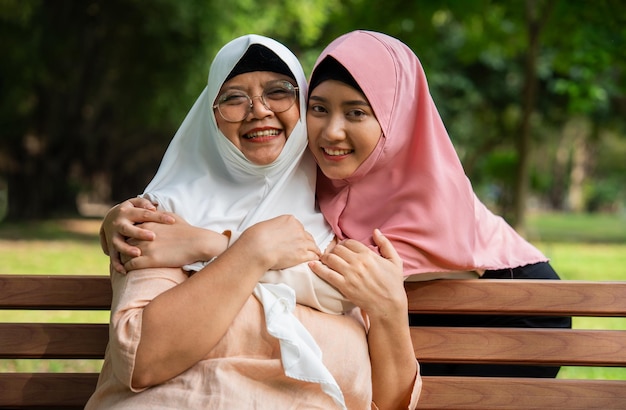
0,213,624,378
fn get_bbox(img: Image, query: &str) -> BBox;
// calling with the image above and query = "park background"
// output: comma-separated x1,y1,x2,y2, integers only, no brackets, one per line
0,0,625,380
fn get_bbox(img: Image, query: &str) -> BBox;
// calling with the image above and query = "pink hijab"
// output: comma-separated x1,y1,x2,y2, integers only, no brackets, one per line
312,30,547,277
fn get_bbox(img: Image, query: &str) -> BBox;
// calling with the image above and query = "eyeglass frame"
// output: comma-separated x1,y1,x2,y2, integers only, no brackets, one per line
212,80,299,123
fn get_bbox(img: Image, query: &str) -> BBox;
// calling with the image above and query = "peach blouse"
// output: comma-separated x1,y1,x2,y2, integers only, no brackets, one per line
85,267,421,409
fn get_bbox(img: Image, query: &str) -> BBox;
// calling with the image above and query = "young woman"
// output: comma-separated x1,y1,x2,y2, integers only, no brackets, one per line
306,30,571,378
89,34,419,409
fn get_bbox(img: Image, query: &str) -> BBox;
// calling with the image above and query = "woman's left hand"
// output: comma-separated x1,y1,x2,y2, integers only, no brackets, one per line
309,229,406,319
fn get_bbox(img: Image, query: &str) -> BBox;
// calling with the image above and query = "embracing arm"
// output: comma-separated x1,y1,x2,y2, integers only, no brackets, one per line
310,230,419,409
100,198,175,273
100,197,228,273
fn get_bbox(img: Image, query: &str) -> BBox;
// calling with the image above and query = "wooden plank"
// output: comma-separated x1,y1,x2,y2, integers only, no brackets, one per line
0,275,111,309
418,376,626,409
406,280,626,316
0,373,98,408
411,327,626,366
0,323,108,359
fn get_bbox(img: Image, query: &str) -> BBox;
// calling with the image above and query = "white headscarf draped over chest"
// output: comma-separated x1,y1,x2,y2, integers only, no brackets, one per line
141,35,334,252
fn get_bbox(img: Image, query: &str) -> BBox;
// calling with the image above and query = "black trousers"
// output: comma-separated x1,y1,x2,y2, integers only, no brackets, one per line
408,262,572,378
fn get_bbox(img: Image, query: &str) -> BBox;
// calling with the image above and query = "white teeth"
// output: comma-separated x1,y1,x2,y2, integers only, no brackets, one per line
245,129,280,139
323,148,352,156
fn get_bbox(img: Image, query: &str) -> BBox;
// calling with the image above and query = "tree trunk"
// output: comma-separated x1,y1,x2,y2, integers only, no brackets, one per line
512,0,553,234
567,118,592,213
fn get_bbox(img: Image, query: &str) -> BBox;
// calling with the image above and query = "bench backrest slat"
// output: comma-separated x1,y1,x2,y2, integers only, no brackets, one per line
412,327,626,367
418,377,626,409
0,373,98,409
406,279,626,316
0,323,108,359
0,275,111,309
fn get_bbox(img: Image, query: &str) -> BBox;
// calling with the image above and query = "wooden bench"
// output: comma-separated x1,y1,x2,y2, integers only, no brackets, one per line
0,275,625,409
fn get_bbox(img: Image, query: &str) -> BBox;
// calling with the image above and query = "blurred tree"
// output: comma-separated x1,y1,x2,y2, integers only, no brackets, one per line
0,0,221,218
0,0,624,223
0,0,339,219
317,0,626,230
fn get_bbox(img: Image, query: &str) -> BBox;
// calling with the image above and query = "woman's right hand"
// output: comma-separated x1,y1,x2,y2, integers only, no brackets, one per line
122,216,229,272
240,215,321,270
99,197,175,273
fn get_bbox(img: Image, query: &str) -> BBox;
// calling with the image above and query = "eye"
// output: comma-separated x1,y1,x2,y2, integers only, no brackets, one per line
264,82,296,101
307,104,327,114
265,88,292,100
218,92,248,106
346,109,367,119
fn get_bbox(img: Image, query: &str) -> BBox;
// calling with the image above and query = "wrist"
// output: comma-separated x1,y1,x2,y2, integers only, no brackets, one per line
366,298,408,328
236,228,274,270
202,230,230,261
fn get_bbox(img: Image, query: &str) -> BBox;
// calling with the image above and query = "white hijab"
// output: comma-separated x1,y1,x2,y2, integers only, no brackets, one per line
140,35,348,408
142,35,334,250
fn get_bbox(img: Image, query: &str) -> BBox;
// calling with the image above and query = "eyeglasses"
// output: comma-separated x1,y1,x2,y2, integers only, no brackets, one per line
213,80,299,123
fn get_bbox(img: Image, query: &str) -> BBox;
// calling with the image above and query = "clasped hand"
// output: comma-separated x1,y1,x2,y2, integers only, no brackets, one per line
310,229,407,320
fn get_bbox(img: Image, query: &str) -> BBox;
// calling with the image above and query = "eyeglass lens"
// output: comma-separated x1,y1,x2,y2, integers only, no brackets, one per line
215,80,298,122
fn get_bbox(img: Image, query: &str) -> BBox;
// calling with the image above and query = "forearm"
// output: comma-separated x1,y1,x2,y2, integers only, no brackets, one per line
368,312,418,409
122,225,230,272
132,236,270,388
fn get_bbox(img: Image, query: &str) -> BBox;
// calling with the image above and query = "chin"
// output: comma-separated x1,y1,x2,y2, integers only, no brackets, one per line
247,153,281,165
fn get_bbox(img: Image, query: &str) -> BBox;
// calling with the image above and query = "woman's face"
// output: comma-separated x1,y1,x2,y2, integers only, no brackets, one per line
215,71,300,165
307,80,382,180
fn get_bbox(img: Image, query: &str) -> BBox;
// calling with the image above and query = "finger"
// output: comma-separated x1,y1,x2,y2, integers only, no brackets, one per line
112,235,141,257
111,252,127,274
325,241,359,263
133,209,176,225
99,227,110,255
128,197,157,210
335,238,368,253
307,233,322,257
127,208,175,226
320,251,351,273
124,256,152,272
119,224,156,242
308,260,344,287
373,229,401,262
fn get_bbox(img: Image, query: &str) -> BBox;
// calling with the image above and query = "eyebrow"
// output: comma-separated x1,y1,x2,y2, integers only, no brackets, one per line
309,95,371,107
219,79,296,94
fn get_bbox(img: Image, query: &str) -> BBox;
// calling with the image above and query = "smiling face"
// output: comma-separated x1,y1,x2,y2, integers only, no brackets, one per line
215,71,300,165
307,80,382,180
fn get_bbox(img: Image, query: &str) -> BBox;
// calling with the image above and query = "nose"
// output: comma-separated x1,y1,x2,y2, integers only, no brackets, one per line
247,96,272,120
322,114,346,142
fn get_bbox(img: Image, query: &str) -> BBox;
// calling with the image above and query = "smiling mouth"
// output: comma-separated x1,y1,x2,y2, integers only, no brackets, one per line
323,147,353,156
244,129,280,139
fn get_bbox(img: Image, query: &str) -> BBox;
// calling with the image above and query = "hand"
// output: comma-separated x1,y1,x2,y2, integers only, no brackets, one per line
99,197,175,273
122,216,229,271
240,215,321,270
309,229,407,320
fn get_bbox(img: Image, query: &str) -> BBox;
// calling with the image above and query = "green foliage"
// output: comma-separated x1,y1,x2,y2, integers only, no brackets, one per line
528,212,626,244
0,0,625,221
